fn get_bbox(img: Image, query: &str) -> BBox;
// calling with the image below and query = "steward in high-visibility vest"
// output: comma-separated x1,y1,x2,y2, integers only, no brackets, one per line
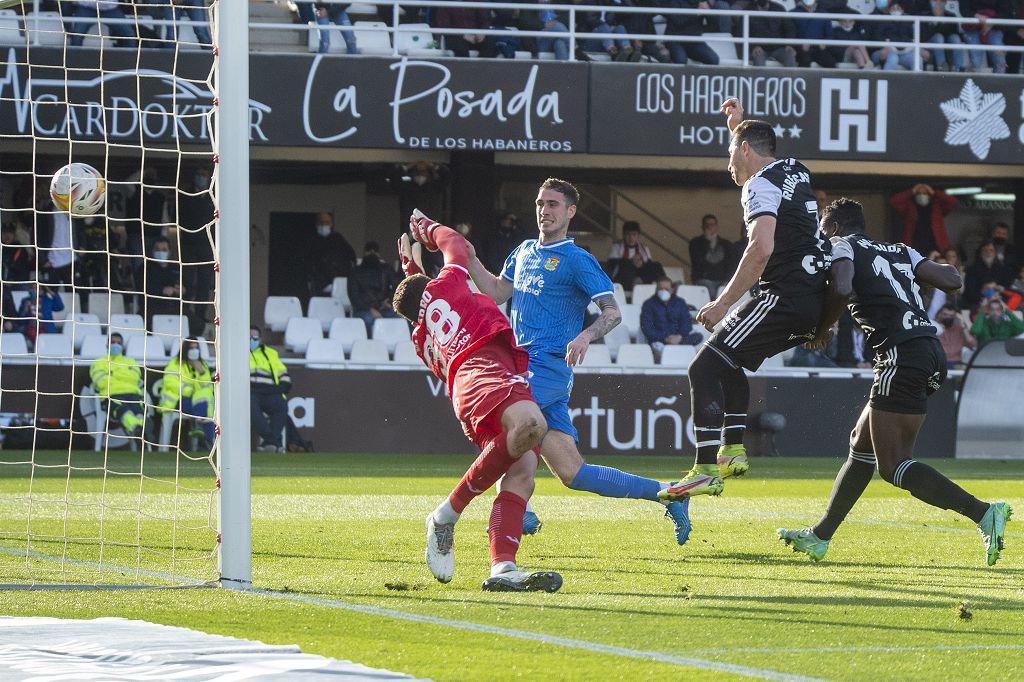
249,326,290,451
89,332,145,436
160,340,216,446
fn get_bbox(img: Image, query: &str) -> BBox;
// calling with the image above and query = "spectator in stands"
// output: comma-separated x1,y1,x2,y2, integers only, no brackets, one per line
249,326,290,453
177,166,215,337
1006,12,1024,74
921,0,966,72
305,212,357,300
976,221,1018,271
890,183,956,254
14,282,63,349
78,215,109,289
935,304,976,368
740,0,797,67
297,2,357,54
537,0,571,60
688,213,732,298
971,297,1024,343
965,242,1014,309
38,198,74,285
90,332,145,438
829,12,871,68
159,338,215,449
388,161,449,236
1010,263,1024,295
961,0,1009,74
640,276,703,358
145,238,182,327
480,211,526,274
348,241,399,334
574,0,636,61
870,0,930,70
435,0,499,58
1,222,34,288
68,1,138,48
792,0,837,68
661,0,722,66
607,221,665,290
2,287,15,333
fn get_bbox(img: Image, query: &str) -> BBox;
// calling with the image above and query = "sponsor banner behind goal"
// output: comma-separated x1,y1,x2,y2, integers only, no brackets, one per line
0,365,956,458
2,49,1020,163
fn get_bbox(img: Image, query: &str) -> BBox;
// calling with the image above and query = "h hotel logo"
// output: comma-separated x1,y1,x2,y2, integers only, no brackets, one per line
819,78,888,153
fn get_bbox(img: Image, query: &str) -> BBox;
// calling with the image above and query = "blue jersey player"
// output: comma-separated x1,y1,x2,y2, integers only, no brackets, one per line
466,177,691,546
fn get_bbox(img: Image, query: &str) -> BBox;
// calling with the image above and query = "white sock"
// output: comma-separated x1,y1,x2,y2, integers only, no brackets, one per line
490,561,516,577
525,501,534,513
432,499,460,525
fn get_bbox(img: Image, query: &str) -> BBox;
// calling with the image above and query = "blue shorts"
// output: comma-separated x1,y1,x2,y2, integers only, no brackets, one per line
528,352,577,442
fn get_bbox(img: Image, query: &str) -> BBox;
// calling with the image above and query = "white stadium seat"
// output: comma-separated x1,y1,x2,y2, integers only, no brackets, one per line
50,291,80,321
305,338,346,367
328,317,367,354
78,334,110,360
612,282,628,308
87,292,125,326
127,334,169,363
660,344,698,367
284,316,323,354
581,344,613,367
0,9,21,45
761,353,786,369
348,339,390,364
151,315,191,351
663,266,686,284
603,324,632,361
351,21,393,55
331,277,352,314
264,296,302,332
35,333,73,359
64,313,104,351
394,23,442,55
109,314,147,345
1,332,30,356
630,283,656,306
615,343,655,367
619,303,641,340
372,318,411,354
24,11,65,47
391,340,421,366
702,32,742,66
307,297,345,332
676,285,711,310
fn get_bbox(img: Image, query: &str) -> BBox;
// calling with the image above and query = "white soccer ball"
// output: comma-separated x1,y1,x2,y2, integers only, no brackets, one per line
50,162,106,216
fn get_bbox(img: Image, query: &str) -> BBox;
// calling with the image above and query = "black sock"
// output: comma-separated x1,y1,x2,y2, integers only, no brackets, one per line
891,459,990,523
688,347,726,466
811,450,876,541
720,356,749,446
722,413,747,446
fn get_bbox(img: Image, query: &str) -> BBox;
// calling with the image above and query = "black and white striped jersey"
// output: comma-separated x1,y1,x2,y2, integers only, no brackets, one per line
741,158,831,296
830,233,937,352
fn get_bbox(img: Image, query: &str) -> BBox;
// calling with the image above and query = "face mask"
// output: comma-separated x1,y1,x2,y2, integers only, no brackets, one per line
187,348,200,360
839,21,854,31
250,338,260,351
412,175,428,187
110,343,123,356
889,9,903,15
801,0,813,6
993,237,1007,246
362,254,380,267
194,174,209,190
982,257,995,268
456,224,471,236
914,194,930,207
317,224,332,237
875,0,888,9
154,251,169,261
982,286,996,298
657,289,672,302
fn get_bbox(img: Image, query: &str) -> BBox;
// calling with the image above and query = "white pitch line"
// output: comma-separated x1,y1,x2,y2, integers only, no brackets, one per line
682,644,1024,655
248,587,827,682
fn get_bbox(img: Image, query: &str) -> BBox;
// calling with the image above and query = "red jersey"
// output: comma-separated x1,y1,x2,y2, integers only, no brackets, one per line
412,263,529,392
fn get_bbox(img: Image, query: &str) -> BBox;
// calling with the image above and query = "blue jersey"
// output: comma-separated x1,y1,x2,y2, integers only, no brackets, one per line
501,238,613,357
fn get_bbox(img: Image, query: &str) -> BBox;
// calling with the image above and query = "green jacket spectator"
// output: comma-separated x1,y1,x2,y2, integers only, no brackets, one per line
249,326,290,452
970,300,1024,344
161,340,215,447
89,333,145,437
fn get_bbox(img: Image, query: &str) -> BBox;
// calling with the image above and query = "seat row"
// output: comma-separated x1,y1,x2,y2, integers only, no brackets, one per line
286,316,410,354
1,330,212,364
0,10,206,49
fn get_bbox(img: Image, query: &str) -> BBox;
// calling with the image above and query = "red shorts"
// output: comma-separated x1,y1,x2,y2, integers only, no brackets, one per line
451,340,535,448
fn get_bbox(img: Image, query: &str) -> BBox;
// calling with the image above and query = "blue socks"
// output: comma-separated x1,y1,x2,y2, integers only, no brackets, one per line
568,464,661,502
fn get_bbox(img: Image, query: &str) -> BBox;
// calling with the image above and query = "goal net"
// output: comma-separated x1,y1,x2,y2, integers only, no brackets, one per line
0,0,226,587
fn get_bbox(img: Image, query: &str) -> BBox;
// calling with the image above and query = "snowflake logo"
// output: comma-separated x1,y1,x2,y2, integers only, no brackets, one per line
939,79,1010,160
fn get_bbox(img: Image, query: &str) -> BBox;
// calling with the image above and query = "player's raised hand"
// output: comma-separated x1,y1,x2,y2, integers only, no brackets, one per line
565,333,591,367
409,208,442,251
720,98,744,133
397,234,423,277
696,300,728,332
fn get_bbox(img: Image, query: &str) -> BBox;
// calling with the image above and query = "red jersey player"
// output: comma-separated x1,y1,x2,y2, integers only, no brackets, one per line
391,210,562,593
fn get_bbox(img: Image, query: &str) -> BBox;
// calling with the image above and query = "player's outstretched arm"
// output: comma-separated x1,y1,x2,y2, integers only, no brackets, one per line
696,216,774,331
566,295,621,367
466,247,514,305
915,260,963,293
720,98,744,133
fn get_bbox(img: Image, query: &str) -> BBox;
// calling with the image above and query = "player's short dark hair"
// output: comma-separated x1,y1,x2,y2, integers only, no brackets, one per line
623,221,640,234
110,332,124,344
701,214,717,227
539,177,579,207
393,274,429,323
820,198,865,236
733,119,776,157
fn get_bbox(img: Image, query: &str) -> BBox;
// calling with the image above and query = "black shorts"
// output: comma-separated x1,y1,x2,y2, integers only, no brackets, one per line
707,289,824,371
870,336,946,415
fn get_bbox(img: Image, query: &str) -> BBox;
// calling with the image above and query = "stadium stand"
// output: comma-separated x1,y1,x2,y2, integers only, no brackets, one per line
328,318,368,354
372,318,411,354
264,296,303,332
284,317,324,354
659,344,698,367
307,297,346,331
348,339,390,364
305,338,347,367
391,340,421,365
615,343,655,367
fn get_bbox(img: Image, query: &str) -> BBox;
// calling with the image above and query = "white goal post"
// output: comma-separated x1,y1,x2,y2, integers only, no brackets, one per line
0,0,250,589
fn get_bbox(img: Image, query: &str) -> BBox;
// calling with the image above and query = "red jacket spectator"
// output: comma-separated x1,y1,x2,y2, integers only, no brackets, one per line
890,184,957,253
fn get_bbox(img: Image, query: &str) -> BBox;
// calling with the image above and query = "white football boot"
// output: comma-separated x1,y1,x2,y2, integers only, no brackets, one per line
425,514,455,583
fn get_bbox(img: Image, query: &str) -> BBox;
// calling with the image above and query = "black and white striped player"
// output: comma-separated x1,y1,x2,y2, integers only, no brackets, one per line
661,98,832,502
778,197,1011,565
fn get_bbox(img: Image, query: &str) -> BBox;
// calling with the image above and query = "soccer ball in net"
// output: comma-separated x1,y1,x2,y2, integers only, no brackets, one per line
50,162,106,216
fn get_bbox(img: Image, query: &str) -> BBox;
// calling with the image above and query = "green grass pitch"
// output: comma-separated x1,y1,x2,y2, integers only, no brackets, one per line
1,452,1022,680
